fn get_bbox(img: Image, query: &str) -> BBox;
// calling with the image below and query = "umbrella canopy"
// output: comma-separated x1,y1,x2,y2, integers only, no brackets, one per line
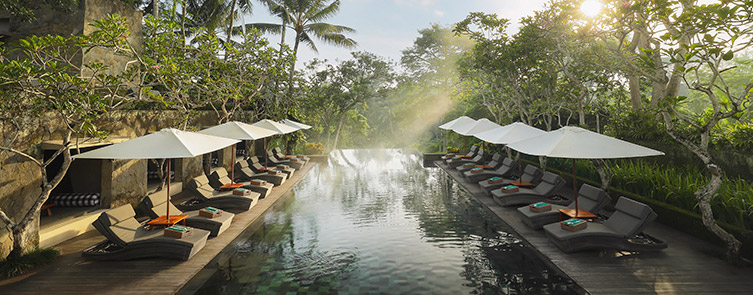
280,119,312,130
73,128,240,159
506,126,664,159
506,126,664,215
438,116,475,130
198,121,277,140
251,119,298,135
474,122,546,144
74,128,240,220
454,118,500,136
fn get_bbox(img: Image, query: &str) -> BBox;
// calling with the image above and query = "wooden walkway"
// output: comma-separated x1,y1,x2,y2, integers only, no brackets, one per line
2,161,318,295
434,161,753,294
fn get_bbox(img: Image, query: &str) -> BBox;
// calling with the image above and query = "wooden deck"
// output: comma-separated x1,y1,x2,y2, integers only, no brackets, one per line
2,161,318,295
434,161,753,294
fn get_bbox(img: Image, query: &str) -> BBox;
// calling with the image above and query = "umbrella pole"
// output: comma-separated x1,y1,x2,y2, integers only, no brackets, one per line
518,151,522,178
166,159,170,219
230,145,235,185
572,158,578,217
264,138,268,168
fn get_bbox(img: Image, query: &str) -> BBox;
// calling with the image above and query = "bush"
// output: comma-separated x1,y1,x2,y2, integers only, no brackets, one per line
302,142,325,155
0,248,60,279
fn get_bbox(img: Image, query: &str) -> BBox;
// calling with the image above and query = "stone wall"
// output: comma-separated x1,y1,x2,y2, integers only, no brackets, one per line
0,110,223,258
1,0,142,77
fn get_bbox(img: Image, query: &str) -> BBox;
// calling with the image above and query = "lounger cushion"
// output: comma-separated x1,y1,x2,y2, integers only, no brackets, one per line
604,197,656,237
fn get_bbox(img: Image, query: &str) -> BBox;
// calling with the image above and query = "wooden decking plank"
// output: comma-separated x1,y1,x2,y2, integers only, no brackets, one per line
433,161,753,295
2,161,318,294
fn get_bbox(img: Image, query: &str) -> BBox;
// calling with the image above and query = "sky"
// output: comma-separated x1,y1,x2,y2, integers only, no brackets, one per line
241,0,548,67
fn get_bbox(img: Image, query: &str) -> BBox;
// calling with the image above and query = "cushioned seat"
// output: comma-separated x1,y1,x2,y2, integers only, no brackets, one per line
84,204,210,261
234,159,287,186
139,192,234,237
464,157,517,183
478,164,543,196
492,171,567,206
517,183,611,229
183,174,259,211
441,145,478,161
456,153,503,172
543,197,666,253
208,167,274,198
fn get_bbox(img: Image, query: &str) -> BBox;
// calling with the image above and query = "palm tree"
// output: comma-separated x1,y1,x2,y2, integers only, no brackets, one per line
225,0,254,44
249,0,357,97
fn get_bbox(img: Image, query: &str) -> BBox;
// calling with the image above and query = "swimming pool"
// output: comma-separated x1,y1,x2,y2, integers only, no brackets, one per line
192,149,583,294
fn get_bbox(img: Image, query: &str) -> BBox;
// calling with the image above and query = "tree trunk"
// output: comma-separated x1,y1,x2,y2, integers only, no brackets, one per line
8,131,72,259
226,0,238,46
331,114,345,151
628,76,642,110
590,159,611,191
287,29,302,99
660,112,741,257
153,0,159,18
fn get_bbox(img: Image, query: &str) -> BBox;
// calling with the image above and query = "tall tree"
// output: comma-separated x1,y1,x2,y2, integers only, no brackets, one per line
247,0,357,98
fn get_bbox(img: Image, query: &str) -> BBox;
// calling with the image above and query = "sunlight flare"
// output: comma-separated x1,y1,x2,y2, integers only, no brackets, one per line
580,0,603,18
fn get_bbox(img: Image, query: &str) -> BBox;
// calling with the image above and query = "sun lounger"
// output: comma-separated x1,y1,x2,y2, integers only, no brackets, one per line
272,147,310,164
266,150,304,169
456,153,503,172
491,171,567,206
138,192,234,237
234,159,287,186
478,164,543,196
464,157,517,183
182,174,259,211
441,145,478,161
247,156,295,178
208,167,274,198
517,183,611,229
447,149,487,168
83,204,210,261
543,196,667,253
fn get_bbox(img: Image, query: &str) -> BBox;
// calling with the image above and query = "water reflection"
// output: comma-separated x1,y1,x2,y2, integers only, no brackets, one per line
196,149,582,294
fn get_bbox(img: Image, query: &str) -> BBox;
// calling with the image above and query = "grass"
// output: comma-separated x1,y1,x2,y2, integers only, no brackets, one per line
0,248,60,279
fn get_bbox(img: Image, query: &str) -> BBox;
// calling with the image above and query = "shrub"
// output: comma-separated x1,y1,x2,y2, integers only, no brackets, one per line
0,248,60,279
302,142,325,155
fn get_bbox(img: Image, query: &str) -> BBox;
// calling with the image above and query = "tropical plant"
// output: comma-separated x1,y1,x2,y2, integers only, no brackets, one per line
247,0,357,97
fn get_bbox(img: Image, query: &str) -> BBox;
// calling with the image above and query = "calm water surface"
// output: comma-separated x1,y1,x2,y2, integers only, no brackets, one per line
195,149,582,294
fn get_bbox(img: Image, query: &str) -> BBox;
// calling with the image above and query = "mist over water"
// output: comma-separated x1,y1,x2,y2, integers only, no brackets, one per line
196,149,582,294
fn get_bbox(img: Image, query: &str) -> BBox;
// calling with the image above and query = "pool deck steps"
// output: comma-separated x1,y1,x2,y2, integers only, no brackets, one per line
1,161,319,295
434,161,753,295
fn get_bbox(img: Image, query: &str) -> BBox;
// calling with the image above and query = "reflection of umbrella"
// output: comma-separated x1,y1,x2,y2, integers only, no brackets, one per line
199,121,277,184
453,118,500,136
73,128,240,218
474,122,546,176
280,119,312,130
507,126,664,215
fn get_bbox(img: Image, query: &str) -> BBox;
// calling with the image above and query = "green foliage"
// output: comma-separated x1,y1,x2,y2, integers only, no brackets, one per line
603,111,673,143
714,120,753,151
302,142,324,155
546,158,753,230
0,247,60,279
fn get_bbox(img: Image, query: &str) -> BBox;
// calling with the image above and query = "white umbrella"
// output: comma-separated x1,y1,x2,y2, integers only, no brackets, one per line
251,119,298,167
506,126,664,214
199,121,277,184
74,128,240,219
475,122,547,176
439,116,475,130
280,119,312,130
454,118,500,136
251,119,298,134
474,122,546,144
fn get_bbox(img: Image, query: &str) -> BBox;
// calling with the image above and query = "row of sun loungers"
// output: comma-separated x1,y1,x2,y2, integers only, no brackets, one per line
438,146,667,254
83,149,311,261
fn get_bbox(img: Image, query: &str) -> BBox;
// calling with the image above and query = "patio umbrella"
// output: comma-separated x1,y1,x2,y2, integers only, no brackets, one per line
198,121,277,184
506,126,664,215
453,118,501,136
438,116,476,153
73,128,240,219
474,122,547,176
280,119,312,130
438,116,475,130
251,119,298,167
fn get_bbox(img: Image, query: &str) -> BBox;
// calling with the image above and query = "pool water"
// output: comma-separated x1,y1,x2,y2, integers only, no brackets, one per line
193,149,583,294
